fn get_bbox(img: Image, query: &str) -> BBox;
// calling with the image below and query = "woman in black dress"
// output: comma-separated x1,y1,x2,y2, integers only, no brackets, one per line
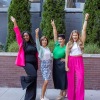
11,16,38,100
51,20,67,100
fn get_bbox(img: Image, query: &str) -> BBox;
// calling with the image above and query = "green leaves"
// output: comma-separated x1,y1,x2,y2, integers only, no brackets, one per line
6,0,31,51
84,0,100,46
40,0,65,40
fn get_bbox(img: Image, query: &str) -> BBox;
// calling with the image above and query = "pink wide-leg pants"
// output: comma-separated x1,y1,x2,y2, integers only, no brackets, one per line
67,56,84,100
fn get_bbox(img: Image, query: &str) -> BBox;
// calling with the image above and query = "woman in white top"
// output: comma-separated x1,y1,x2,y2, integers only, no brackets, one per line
35,28,52,100
65,13,89,100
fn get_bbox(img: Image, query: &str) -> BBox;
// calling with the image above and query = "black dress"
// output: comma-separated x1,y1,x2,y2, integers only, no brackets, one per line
53,42,67,90
20,42,38,100
53,59,67,90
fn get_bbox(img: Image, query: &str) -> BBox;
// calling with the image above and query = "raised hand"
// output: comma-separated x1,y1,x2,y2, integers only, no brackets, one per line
85,13,89,21
35,28,39,38
51,19,55,27
11,16,16,23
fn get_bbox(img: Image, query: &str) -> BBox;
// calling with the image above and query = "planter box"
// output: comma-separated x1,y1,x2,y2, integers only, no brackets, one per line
0,52,100,89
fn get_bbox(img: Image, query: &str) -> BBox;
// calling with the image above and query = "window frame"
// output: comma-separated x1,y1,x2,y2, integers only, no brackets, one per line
65,0,85,12
29,0,40,3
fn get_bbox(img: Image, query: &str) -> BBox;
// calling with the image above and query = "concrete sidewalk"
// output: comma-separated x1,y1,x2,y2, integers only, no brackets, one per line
0,88,100,100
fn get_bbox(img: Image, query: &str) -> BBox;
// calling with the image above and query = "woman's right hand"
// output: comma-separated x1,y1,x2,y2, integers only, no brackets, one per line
65,66,69,72
35,28,39,38
10,16,16,23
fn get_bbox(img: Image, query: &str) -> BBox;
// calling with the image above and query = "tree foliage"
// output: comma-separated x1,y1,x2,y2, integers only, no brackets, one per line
84,0,100,46
40,0,65,39
6,0,31,51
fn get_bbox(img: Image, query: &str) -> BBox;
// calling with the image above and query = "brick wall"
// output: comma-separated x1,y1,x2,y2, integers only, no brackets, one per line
0,53,100,90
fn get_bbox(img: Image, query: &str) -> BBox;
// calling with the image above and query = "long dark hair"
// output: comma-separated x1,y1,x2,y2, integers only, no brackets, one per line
21,31,36,50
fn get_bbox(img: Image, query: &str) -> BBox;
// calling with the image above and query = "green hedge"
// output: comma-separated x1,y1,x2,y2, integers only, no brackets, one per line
84,43,100,54
8,41,18,52
48,40,54,52
0,42,4,52
84,0,100,46
6,0,31,51
40,0,65,40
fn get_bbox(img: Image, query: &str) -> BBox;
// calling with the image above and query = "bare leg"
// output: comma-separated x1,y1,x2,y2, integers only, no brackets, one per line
57,90,66,100
41,80,48,99
60,90,63,96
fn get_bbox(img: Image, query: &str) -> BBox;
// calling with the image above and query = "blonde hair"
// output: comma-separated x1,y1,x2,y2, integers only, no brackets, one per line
67,30,84,53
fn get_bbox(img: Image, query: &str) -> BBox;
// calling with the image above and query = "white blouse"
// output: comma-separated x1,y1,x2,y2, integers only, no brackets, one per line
70,42,82,56
42,47,51,60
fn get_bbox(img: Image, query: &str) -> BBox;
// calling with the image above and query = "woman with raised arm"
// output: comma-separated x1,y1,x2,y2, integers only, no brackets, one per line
35,28,53,100
51,20,67,100
65,13,89,100
11,16,38,100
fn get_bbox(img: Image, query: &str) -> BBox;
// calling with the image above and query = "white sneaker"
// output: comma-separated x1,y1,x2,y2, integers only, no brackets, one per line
40,98,45,100
44,96,49,100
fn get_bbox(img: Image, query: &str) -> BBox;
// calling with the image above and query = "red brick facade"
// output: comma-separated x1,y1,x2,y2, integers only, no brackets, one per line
0,53,100,90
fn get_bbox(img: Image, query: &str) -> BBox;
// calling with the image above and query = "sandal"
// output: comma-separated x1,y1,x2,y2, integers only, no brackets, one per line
56,95,64,100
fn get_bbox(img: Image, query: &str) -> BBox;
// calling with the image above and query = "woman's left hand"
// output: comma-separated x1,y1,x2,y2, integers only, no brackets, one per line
60,58,65,62
85,13,89,21
35,28,39,38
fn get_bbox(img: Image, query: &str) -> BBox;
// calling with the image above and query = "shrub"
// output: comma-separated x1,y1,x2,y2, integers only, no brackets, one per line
6,0,31,51
48,40,54,52
0,42,4,52
84,0,100,46
84,43,100,54
8,41,18,52
40,0,65,39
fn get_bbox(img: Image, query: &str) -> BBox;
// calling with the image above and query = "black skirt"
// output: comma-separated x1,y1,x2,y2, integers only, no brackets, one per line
53,59,67,90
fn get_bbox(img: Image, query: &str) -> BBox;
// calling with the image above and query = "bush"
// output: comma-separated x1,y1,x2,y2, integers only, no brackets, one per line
6,0,31,51
0,42,4,52
48,40,54,52
8,41,18,52
40,0,65,39
84,43,100,54
84,0,100,46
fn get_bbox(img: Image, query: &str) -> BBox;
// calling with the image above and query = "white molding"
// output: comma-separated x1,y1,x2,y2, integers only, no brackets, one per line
0,52,17,56
83,54,100,58
64,8,83,12
0,8,8,12
0,52,100,58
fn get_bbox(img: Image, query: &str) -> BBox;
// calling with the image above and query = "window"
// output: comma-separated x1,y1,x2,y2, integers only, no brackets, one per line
65,0,85,9
0,0,10,8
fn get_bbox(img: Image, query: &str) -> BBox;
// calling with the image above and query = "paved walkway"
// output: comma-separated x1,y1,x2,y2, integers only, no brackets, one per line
0,88,100,100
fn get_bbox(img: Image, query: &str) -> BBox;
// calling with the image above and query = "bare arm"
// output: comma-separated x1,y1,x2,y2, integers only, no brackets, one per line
81,13,89,43
65,44,69,71
35,28,39,39
35,28,41,52
51,20,58,42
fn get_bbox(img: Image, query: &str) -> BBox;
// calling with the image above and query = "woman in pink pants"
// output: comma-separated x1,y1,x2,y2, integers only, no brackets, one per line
65,13,89,100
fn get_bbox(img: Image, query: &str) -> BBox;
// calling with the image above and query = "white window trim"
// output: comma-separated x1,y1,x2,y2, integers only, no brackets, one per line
64,0,85,12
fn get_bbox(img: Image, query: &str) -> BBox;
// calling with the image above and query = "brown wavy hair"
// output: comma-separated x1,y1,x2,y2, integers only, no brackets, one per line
67,30,84,53
40,36,48,46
